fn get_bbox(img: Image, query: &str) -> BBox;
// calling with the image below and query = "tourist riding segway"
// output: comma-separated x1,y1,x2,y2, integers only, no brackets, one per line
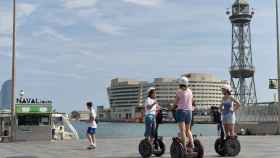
138,108,166,158
170,104,204,158
212,106,241,157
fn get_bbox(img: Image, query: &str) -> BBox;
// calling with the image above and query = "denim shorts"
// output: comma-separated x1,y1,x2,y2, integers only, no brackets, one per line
87,127,96,134
175,110,192,124
144,114,156,137
222,113,236,124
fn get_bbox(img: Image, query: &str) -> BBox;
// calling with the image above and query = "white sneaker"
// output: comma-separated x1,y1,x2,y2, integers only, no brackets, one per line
87,144,96,150
92,144,97,149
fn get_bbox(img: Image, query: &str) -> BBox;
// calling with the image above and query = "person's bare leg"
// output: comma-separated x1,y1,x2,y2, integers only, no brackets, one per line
224,124,229,137
185,123,194,149
229,124,235,137
87,134,93,145
148,136,152,144
178,123,187,152
232,124,235,136
92,134,96,145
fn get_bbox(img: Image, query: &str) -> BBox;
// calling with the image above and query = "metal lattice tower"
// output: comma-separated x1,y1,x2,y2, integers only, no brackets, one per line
227,0,257,107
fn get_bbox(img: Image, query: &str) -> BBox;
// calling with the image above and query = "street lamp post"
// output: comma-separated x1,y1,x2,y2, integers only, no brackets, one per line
10,0,16,141
276,0,280,134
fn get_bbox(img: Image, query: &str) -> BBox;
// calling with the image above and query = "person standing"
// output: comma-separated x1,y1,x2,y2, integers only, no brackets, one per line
59,126,64,140
220,84,240,138
172,76,194,153
86,101,97,149
144,87,159,143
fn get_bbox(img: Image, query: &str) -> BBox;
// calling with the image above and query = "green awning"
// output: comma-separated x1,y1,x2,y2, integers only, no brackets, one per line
16,104,52,114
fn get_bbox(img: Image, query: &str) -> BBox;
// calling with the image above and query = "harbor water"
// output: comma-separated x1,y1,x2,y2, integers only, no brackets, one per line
72,121,217,139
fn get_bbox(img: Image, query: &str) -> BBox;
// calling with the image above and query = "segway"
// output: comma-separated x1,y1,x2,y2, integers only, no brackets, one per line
213,109,241,157
138,109,166,158
170,109,204,158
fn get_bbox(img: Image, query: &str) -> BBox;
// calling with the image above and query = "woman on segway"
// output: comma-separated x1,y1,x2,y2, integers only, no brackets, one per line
144,87,160,143
220,84,240,138
139,87,165,158
173,76,194,153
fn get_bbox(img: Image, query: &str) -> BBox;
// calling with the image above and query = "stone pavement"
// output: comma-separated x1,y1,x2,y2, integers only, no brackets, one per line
0,136,279,158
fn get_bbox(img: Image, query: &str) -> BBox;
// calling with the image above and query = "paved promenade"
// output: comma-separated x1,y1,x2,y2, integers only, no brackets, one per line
0,136,279,158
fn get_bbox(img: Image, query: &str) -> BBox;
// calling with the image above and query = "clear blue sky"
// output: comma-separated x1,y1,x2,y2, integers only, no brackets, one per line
0,0,277,112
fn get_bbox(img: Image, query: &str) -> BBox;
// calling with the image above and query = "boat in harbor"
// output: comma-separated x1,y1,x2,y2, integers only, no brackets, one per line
51,113,79,140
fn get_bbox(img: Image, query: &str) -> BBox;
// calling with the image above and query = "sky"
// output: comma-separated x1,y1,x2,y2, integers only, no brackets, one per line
0,0,278,112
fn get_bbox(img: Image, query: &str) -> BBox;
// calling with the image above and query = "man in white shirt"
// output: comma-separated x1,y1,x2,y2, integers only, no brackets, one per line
86,102,97,149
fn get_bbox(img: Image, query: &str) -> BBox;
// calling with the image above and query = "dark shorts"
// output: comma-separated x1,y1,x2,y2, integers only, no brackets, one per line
87,127,96,134
175,110,192,124
144,114,156,137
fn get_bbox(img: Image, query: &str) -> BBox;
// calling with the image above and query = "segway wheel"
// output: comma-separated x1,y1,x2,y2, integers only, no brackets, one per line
225,138,241,156
214,138,226,156
139,139,153,158
153,139,165,157
170,137,185,158
193,139,204,158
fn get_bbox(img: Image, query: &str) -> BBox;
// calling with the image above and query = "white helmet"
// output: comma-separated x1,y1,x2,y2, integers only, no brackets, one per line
178,77,189,86
147,87,156,93
222,84,232,92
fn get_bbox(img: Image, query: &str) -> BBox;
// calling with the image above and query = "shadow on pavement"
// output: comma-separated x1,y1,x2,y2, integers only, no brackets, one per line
6,156,38,158
98,157,170,158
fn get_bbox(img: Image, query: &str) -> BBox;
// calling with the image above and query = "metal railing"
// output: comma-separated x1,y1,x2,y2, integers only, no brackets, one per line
237,102,280,122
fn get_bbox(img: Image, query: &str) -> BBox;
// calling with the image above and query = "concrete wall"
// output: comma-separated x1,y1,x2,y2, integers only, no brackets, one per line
237,122,279,135
16,126,51,141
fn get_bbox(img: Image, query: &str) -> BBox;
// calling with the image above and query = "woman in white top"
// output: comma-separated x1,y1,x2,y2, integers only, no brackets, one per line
144,87,159,143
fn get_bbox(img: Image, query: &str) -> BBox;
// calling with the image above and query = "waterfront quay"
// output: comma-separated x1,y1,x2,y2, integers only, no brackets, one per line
0,136,279,158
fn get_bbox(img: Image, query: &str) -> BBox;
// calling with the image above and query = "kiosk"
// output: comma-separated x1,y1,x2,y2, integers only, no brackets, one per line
0,111,11,142
15,102,53,141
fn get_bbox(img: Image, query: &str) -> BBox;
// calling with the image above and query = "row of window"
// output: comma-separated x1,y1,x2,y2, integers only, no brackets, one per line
196,101,222,104
109,90,141,94
109,86,140,90
108,86,224,96
192,88,223,91
110,97,140,101
110,99,222,105
190,84,223,87
190,81,226,84
194,95,222,98
110,101,139,104
112,113,133,119
111,104,139,108
156,92,176,95
195,91,218,94
154,85,223,89
110,92,140,96
110,96,139,100
156,88,178,91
